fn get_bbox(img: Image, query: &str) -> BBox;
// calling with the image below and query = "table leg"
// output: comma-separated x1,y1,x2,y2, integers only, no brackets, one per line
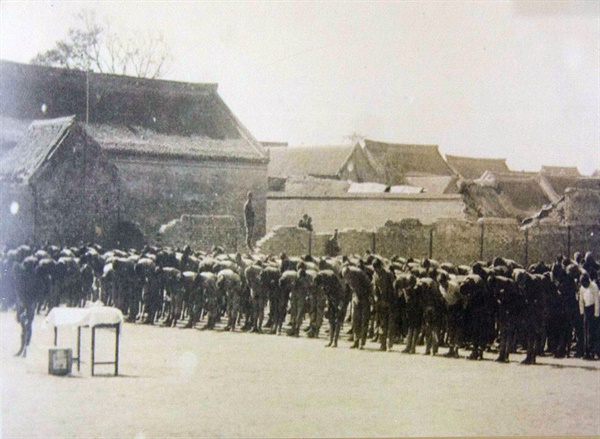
115,324,120,376
91,327,96,376
77,326,81,371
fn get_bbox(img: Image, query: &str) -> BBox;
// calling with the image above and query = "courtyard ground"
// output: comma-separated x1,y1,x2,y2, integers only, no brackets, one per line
1,311,599,438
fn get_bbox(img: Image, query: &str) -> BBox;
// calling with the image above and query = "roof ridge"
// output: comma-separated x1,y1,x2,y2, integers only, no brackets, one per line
446,154,507,161
1,59,219,92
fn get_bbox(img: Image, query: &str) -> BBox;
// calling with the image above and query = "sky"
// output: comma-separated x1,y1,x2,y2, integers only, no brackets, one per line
1,1,599,175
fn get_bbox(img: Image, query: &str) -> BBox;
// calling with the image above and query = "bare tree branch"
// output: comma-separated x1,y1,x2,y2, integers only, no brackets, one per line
31,8,170,78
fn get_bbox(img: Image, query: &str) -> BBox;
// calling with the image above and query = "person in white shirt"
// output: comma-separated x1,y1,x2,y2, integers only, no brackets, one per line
438,272,464,358
578,272,599,360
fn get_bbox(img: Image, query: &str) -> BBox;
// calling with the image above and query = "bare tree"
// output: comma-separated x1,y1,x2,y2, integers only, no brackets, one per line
31,9,170,79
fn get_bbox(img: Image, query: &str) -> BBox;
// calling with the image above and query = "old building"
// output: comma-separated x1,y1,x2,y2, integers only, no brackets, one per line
0,60,268,249
268,139,458,193
0,117,120,246
267,140,465,233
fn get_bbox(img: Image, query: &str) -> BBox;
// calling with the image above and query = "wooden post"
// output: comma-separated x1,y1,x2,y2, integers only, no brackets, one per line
372,232,376,254
567,225,571,258
77,327,81,372
428,228,433,259
479,223,485,261
308,232,312,256
524,228,529,267
54,327,58,346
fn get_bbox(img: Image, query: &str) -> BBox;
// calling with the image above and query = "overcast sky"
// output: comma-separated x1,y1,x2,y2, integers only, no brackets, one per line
1,1,598,174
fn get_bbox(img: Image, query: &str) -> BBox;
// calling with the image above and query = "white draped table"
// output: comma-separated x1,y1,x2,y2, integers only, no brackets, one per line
44,305,124,376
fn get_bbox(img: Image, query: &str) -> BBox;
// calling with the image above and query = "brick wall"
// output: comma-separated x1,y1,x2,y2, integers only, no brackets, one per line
479,218,525,263
0,126,120,247
267,193,465,233
432,219,480,264
526,222,568,265
565,189,600,225
158,214,239,252
0,184,34,246
311,229,375,257
112,157,267,246
375,220,432,260
569,225,600,259
258,217,600,265
256,226,311,257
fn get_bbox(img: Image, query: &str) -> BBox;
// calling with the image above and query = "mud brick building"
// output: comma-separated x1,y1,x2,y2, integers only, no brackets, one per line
0,60,268,249
0,117,120,246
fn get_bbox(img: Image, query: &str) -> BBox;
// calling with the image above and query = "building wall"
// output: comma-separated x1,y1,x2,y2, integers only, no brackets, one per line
112,156,268,245
267,193,465,233
0,127,120,247
0,184,34,246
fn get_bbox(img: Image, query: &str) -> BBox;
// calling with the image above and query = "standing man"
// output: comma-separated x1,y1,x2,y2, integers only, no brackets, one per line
372,258,396,351
326,229,341,257
244,192,255,251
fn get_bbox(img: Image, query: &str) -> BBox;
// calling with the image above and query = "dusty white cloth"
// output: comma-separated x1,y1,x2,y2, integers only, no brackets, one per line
44,306,124,328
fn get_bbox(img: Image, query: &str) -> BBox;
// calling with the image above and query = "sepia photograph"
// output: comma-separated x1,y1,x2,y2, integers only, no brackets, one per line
0,1,599,437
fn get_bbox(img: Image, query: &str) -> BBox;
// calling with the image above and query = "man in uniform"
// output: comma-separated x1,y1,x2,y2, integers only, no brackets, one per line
438,272,465,358
326,229,341,257
372,258,396,351
244,192,255,251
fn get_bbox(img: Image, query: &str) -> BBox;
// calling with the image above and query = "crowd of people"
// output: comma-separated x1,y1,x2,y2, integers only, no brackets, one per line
1,241,599,363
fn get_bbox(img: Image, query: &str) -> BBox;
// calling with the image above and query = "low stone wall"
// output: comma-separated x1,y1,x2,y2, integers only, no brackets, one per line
158,214,239,252
256,226,311,257
257,218,600,265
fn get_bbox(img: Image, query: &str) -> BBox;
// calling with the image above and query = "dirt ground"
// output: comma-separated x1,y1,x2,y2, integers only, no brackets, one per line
1,311,599,438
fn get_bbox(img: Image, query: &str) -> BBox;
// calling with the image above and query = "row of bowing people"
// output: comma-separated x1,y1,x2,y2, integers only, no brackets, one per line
2,243,599,362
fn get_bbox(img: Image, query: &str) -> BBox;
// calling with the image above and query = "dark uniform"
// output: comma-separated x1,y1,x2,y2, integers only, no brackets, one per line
342,265,372,349
372,260,396,351
315,270,348,347
288,268,312,337
244,192,255,251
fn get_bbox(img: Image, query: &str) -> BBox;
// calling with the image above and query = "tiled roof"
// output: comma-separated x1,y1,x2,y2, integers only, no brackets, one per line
0,60,267,163
541,166,580,177
0,116,75,183
86,124,267,162
268,144,354,178
405,175,458,194
446,154,510,180
362,140,454,184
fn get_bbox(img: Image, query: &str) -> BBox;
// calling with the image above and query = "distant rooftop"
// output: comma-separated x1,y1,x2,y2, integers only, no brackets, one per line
446,154,510,180
268,144,354,178
362,139,454,182
540,165,581,177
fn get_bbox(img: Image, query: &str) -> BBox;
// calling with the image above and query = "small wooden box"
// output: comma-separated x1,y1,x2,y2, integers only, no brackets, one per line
48,348,72,376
